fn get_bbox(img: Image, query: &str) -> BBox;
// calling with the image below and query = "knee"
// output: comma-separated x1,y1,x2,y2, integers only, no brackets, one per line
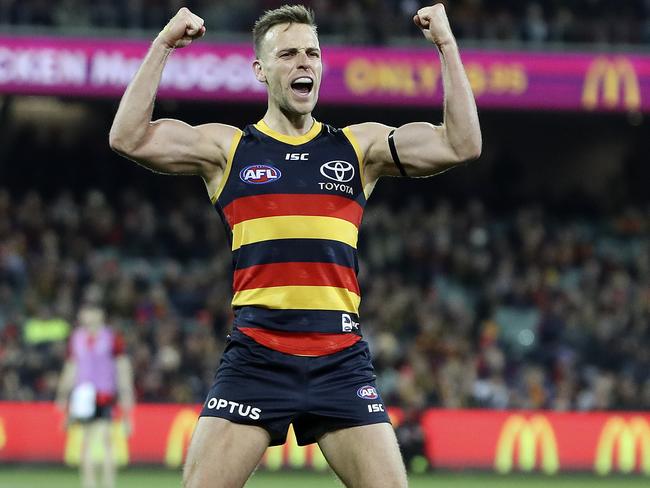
359,467,408,488
381,474,408,488
182,462,225,488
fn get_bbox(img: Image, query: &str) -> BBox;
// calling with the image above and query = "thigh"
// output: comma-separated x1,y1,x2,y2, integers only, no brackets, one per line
318,423,407,488
183,417,270,488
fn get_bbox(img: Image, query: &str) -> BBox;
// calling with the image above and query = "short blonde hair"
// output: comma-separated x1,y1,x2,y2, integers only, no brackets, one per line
253,4,317,57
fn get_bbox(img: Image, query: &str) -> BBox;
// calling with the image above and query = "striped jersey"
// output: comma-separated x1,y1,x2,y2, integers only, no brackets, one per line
212,119,368,356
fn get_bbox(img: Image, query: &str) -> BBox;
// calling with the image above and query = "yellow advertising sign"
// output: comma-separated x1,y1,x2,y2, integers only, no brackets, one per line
262,424,328,471
582,57,641,111
344,59,527,98
63,420,129,466
164,409,198,468
494,414,559,474
594,416,650,475
0,418,5,450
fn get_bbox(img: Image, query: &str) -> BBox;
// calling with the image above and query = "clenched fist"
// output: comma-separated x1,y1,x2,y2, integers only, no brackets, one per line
413,4,455,48
157,7,206,49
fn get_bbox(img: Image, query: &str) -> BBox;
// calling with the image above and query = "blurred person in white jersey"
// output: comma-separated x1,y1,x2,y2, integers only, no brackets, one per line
56,304,134,488
109,3,480,487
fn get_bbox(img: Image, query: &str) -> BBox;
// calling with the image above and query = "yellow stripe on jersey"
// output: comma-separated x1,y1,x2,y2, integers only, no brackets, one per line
231,215,358,251
232,285,361,313
254,119,323,146
342,126,373,199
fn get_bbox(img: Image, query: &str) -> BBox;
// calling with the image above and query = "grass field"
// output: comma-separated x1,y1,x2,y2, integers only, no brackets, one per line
0,468,648,488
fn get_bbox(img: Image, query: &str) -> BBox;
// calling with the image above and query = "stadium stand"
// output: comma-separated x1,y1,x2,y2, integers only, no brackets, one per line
1,0,649,45
1,187,648,411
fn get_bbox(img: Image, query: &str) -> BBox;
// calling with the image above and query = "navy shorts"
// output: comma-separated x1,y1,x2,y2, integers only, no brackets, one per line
200,330,390,446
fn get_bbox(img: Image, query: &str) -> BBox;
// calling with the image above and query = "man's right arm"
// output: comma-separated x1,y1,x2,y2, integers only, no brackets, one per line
109,8,238,193
55,360,76,413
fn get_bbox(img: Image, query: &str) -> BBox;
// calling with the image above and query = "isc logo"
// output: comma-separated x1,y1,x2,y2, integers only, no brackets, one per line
356,385,379,400
286,153,309,160
240,164,282,184
367,404,385,413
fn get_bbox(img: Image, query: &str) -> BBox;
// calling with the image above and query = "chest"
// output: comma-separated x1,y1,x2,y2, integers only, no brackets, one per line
228,138,361,200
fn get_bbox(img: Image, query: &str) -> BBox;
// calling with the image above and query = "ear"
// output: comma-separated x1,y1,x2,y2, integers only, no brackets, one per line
253,59,267,83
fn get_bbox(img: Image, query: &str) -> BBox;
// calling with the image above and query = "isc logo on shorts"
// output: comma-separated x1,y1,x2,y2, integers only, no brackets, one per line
356,385,378,400
240,164,282,184
205,397,262,420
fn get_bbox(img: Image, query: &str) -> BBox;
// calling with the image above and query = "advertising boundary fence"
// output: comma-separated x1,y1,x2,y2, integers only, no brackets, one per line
1,402,649,475
0,37,648,112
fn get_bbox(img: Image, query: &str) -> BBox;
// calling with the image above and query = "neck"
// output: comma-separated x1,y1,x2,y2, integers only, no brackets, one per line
262,105,314,136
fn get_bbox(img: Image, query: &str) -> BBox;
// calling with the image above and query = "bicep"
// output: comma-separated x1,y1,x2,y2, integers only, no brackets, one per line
113,120,234,177
366,122,461,179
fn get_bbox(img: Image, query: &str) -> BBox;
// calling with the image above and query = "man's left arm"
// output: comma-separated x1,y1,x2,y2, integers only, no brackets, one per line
351,4,481,188
112,328,136,434
116,354,135,433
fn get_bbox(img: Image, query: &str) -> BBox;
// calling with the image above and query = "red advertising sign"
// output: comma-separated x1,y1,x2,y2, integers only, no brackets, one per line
421,410,650,475
1,402,649,474
0,37,648,112
0,402,399,469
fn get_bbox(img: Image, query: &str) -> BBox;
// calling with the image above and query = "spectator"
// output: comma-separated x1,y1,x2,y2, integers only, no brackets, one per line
1,187,648,413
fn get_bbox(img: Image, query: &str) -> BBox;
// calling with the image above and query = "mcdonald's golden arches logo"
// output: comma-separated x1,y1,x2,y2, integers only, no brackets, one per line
0,418,5,450
494,414,559,474
582,57,641,111
594,416,650,475
165,409,198,468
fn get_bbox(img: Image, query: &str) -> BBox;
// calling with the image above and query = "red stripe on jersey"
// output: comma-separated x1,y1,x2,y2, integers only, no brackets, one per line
222,194,363,228
238,327,361,356
233,262,360,294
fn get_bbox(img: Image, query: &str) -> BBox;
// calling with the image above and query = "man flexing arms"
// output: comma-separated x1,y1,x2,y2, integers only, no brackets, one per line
110,4,480,487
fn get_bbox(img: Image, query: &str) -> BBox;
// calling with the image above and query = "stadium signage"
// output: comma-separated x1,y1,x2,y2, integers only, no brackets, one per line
594,416,650,475
0,418,5,451
164,409,198,468
0,37,649,112
2,402,650,475
582,57,641,111
494,414,559,474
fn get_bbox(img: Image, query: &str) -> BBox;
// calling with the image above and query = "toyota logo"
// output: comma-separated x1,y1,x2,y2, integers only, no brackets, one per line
320,160,355,182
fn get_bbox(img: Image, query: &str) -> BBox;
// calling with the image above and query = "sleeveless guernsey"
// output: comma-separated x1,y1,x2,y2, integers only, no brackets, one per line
71,326,119,397
212,120,368,356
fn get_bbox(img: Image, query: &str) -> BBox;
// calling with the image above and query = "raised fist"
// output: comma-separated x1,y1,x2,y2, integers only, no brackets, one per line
157,7,206,49
413,4,455,48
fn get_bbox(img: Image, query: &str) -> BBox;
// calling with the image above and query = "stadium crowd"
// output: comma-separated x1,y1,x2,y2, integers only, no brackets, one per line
1,188,648,412
1,0,649,45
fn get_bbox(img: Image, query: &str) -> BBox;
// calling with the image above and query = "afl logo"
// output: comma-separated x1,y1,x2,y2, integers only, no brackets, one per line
240,165,282,184
320,160,354,183
356,385,378,400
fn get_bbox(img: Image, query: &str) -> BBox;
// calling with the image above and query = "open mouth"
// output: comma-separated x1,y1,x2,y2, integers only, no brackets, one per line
290,77,314,97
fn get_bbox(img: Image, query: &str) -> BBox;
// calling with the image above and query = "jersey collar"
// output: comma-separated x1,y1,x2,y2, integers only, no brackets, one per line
254,119,322,146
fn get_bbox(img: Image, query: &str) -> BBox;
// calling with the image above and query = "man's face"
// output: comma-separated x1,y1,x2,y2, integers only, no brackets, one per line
255,23,322,116
78,307,104,331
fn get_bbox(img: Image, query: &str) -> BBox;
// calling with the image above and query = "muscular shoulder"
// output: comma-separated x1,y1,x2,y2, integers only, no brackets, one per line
195,123,242,164
343,122,397,190
343,122,393,164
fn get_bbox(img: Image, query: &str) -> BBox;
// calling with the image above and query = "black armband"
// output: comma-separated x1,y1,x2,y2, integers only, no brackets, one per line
388,129,407,177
